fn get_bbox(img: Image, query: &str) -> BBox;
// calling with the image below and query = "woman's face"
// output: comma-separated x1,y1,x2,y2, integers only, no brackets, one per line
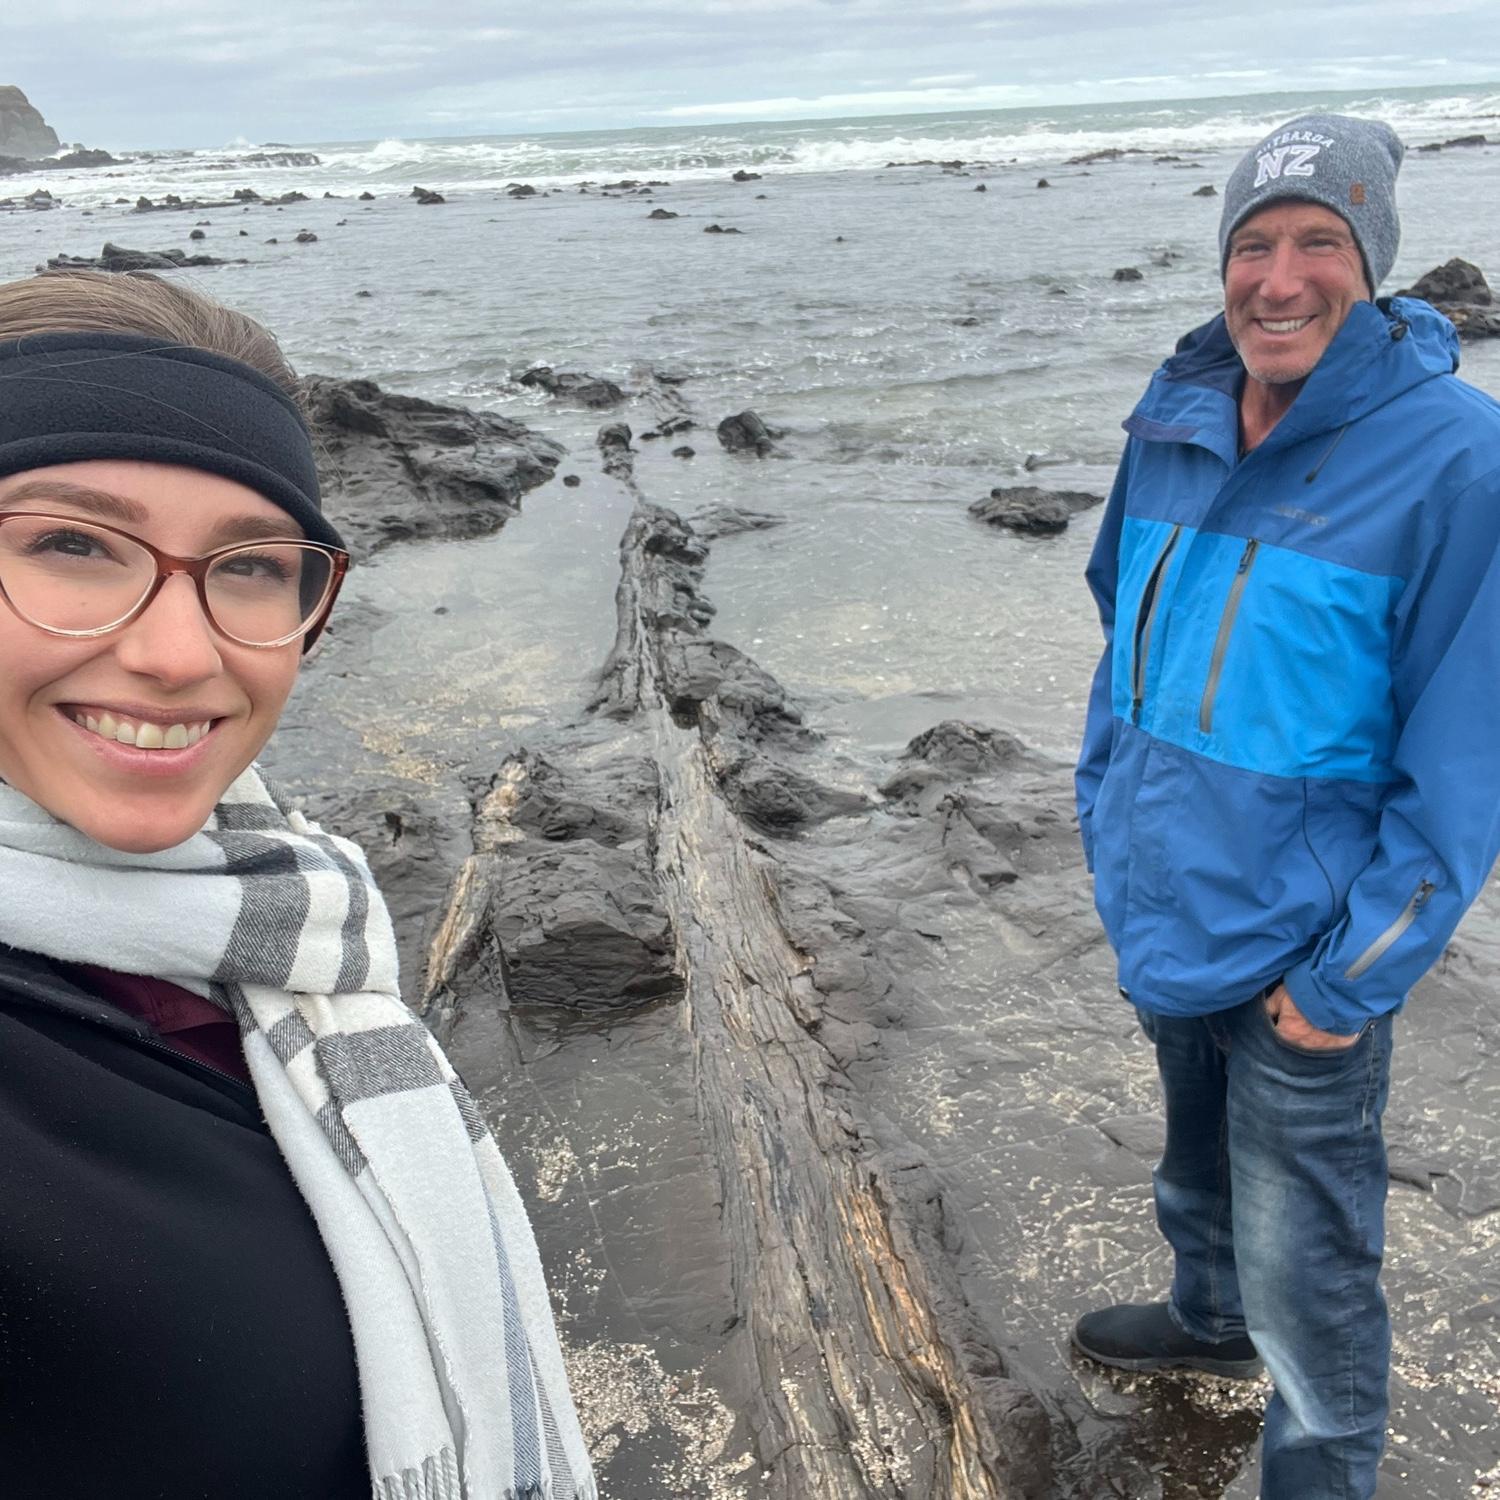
0,460,303,853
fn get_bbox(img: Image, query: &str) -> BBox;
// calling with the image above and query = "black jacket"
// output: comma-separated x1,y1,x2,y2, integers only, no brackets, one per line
0,943,369,1499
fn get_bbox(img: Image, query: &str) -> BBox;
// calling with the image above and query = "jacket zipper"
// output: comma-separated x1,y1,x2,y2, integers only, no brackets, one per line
1198,538,1259,734
1131,524,1182,725
1344,879,1436,980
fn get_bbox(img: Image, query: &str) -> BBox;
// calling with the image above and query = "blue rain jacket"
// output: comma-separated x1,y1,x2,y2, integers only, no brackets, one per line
1077,297,1500,1034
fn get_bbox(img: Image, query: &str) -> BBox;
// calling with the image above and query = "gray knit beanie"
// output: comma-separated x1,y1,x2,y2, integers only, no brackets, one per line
1218,113,1405,292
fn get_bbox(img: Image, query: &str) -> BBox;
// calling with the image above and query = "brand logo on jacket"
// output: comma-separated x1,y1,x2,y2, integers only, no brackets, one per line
1274,503,1328,526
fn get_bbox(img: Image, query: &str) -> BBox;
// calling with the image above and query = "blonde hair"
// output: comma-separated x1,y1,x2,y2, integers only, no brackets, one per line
0,271,300,400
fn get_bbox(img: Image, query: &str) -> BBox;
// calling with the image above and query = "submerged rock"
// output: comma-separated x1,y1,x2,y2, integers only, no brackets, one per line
716,409,783,456
1416,134,1488,152
969,485,1104,535
1112,266,1143,281
518,365,625,408
43,242,242,272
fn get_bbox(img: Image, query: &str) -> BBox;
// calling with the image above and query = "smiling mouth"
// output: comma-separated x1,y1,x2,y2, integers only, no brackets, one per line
1257,316,1314,334
66,709,217,750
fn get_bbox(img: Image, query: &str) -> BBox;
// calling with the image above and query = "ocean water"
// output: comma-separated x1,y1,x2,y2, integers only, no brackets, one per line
3,82,1499,766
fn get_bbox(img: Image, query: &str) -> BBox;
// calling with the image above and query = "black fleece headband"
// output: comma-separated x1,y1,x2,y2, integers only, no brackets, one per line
0,331,343,550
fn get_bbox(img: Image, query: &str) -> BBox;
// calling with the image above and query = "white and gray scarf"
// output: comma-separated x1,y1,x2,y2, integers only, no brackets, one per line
0,768,596,1500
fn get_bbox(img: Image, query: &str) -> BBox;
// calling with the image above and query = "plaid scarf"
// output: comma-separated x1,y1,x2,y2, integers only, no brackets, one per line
0,768,596,1500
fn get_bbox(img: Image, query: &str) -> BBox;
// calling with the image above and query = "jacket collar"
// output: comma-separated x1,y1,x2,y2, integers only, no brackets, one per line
1124,297,1460,464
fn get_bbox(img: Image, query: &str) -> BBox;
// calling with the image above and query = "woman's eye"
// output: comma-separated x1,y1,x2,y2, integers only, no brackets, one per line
221,552,292,581
29,529,109,558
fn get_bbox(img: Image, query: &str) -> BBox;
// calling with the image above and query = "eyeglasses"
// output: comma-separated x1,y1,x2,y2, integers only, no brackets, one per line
0,511,349,650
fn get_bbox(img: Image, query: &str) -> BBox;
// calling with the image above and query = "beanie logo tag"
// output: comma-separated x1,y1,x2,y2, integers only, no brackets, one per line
1350,182,1366,205
1253,143,1322,188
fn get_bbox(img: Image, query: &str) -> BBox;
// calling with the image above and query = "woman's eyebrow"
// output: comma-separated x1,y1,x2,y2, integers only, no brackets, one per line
0,480,305,545
202,515,308,546
0,479,150,524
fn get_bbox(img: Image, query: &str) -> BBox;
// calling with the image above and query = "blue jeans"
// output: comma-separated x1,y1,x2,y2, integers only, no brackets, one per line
1138,991,1395,1500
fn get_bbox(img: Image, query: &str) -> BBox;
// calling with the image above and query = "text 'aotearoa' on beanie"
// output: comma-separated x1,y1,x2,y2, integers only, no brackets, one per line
1217,112,1405,293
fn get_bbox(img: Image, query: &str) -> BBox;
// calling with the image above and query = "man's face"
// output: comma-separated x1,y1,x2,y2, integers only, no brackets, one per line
1224,201,1370,387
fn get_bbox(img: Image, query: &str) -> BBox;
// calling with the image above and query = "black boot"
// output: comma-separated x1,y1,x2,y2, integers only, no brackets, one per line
1072,1301,1263,1379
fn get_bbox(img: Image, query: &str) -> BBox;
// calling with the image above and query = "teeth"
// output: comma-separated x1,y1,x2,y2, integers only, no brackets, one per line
1261,317,1311,333
71,712,213,751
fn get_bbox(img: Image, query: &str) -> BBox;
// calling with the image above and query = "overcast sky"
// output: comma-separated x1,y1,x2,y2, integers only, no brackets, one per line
6,1,1500,149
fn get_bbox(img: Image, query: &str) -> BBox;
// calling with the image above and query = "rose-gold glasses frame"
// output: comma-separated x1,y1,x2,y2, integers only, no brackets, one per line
0,511,350,651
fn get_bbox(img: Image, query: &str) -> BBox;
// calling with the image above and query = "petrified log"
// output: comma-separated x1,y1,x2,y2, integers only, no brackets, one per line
563,430,1051,1496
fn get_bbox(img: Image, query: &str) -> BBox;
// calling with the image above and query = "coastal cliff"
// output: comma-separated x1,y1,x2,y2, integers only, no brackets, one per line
0,86,59,159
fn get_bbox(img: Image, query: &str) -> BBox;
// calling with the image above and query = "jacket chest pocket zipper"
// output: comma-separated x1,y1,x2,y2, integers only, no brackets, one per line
1199,538,1259,734
1344,879,1436,980
1131,524,1182,725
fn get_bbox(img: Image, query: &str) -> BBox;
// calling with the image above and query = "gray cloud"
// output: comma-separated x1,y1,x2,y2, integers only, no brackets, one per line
2,0,1496,147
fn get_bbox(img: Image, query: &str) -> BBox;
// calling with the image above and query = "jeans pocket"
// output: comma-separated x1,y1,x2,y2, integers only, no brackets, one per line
1259,993,1368,1063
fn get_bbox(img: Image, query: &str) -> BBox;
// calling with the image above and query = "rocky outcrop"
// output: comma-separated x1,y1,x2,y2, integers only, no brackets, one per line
1398,258,1500,339
42,242,243,272
0,85,58,159
970,486,1104,535
133,190,308,212
300,376,564,558
518,366,625,408
716,409,783,456
1416,134,1488,153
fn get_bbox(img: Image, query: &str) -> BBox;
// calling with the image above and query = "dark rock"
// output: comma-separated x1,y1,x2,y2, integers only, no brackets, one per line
716,410,783,457
413,187,446,205
1112,266,1143,282
518,366,625,409
690,504,786,540
0,85,59,158
562,474,581,488
974,183,987,192
672,445,695,458
359,190,376,200
133,188,308,212
1036,178,1050,188
703,223,742,234
299,375,564,559
1397,259,1500,338
43,241,242,273
1417,134,1488,152
1193,184,1218,196
189,228,205,240
953,315,981,326
731,169,762,181
294,229,317,243
647,207,678,219
355,288,372,297
241,150,320,167
717,752,868,833
902,720,1029,775
968,485,1104,535
506,182,538,197
1399,257,1492,306
1065,147,1143,165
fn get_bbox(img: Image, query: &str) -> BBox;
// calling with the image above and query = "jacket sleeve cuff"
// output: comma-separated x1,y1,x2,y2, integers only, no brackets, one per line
1279,959,1366,1036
